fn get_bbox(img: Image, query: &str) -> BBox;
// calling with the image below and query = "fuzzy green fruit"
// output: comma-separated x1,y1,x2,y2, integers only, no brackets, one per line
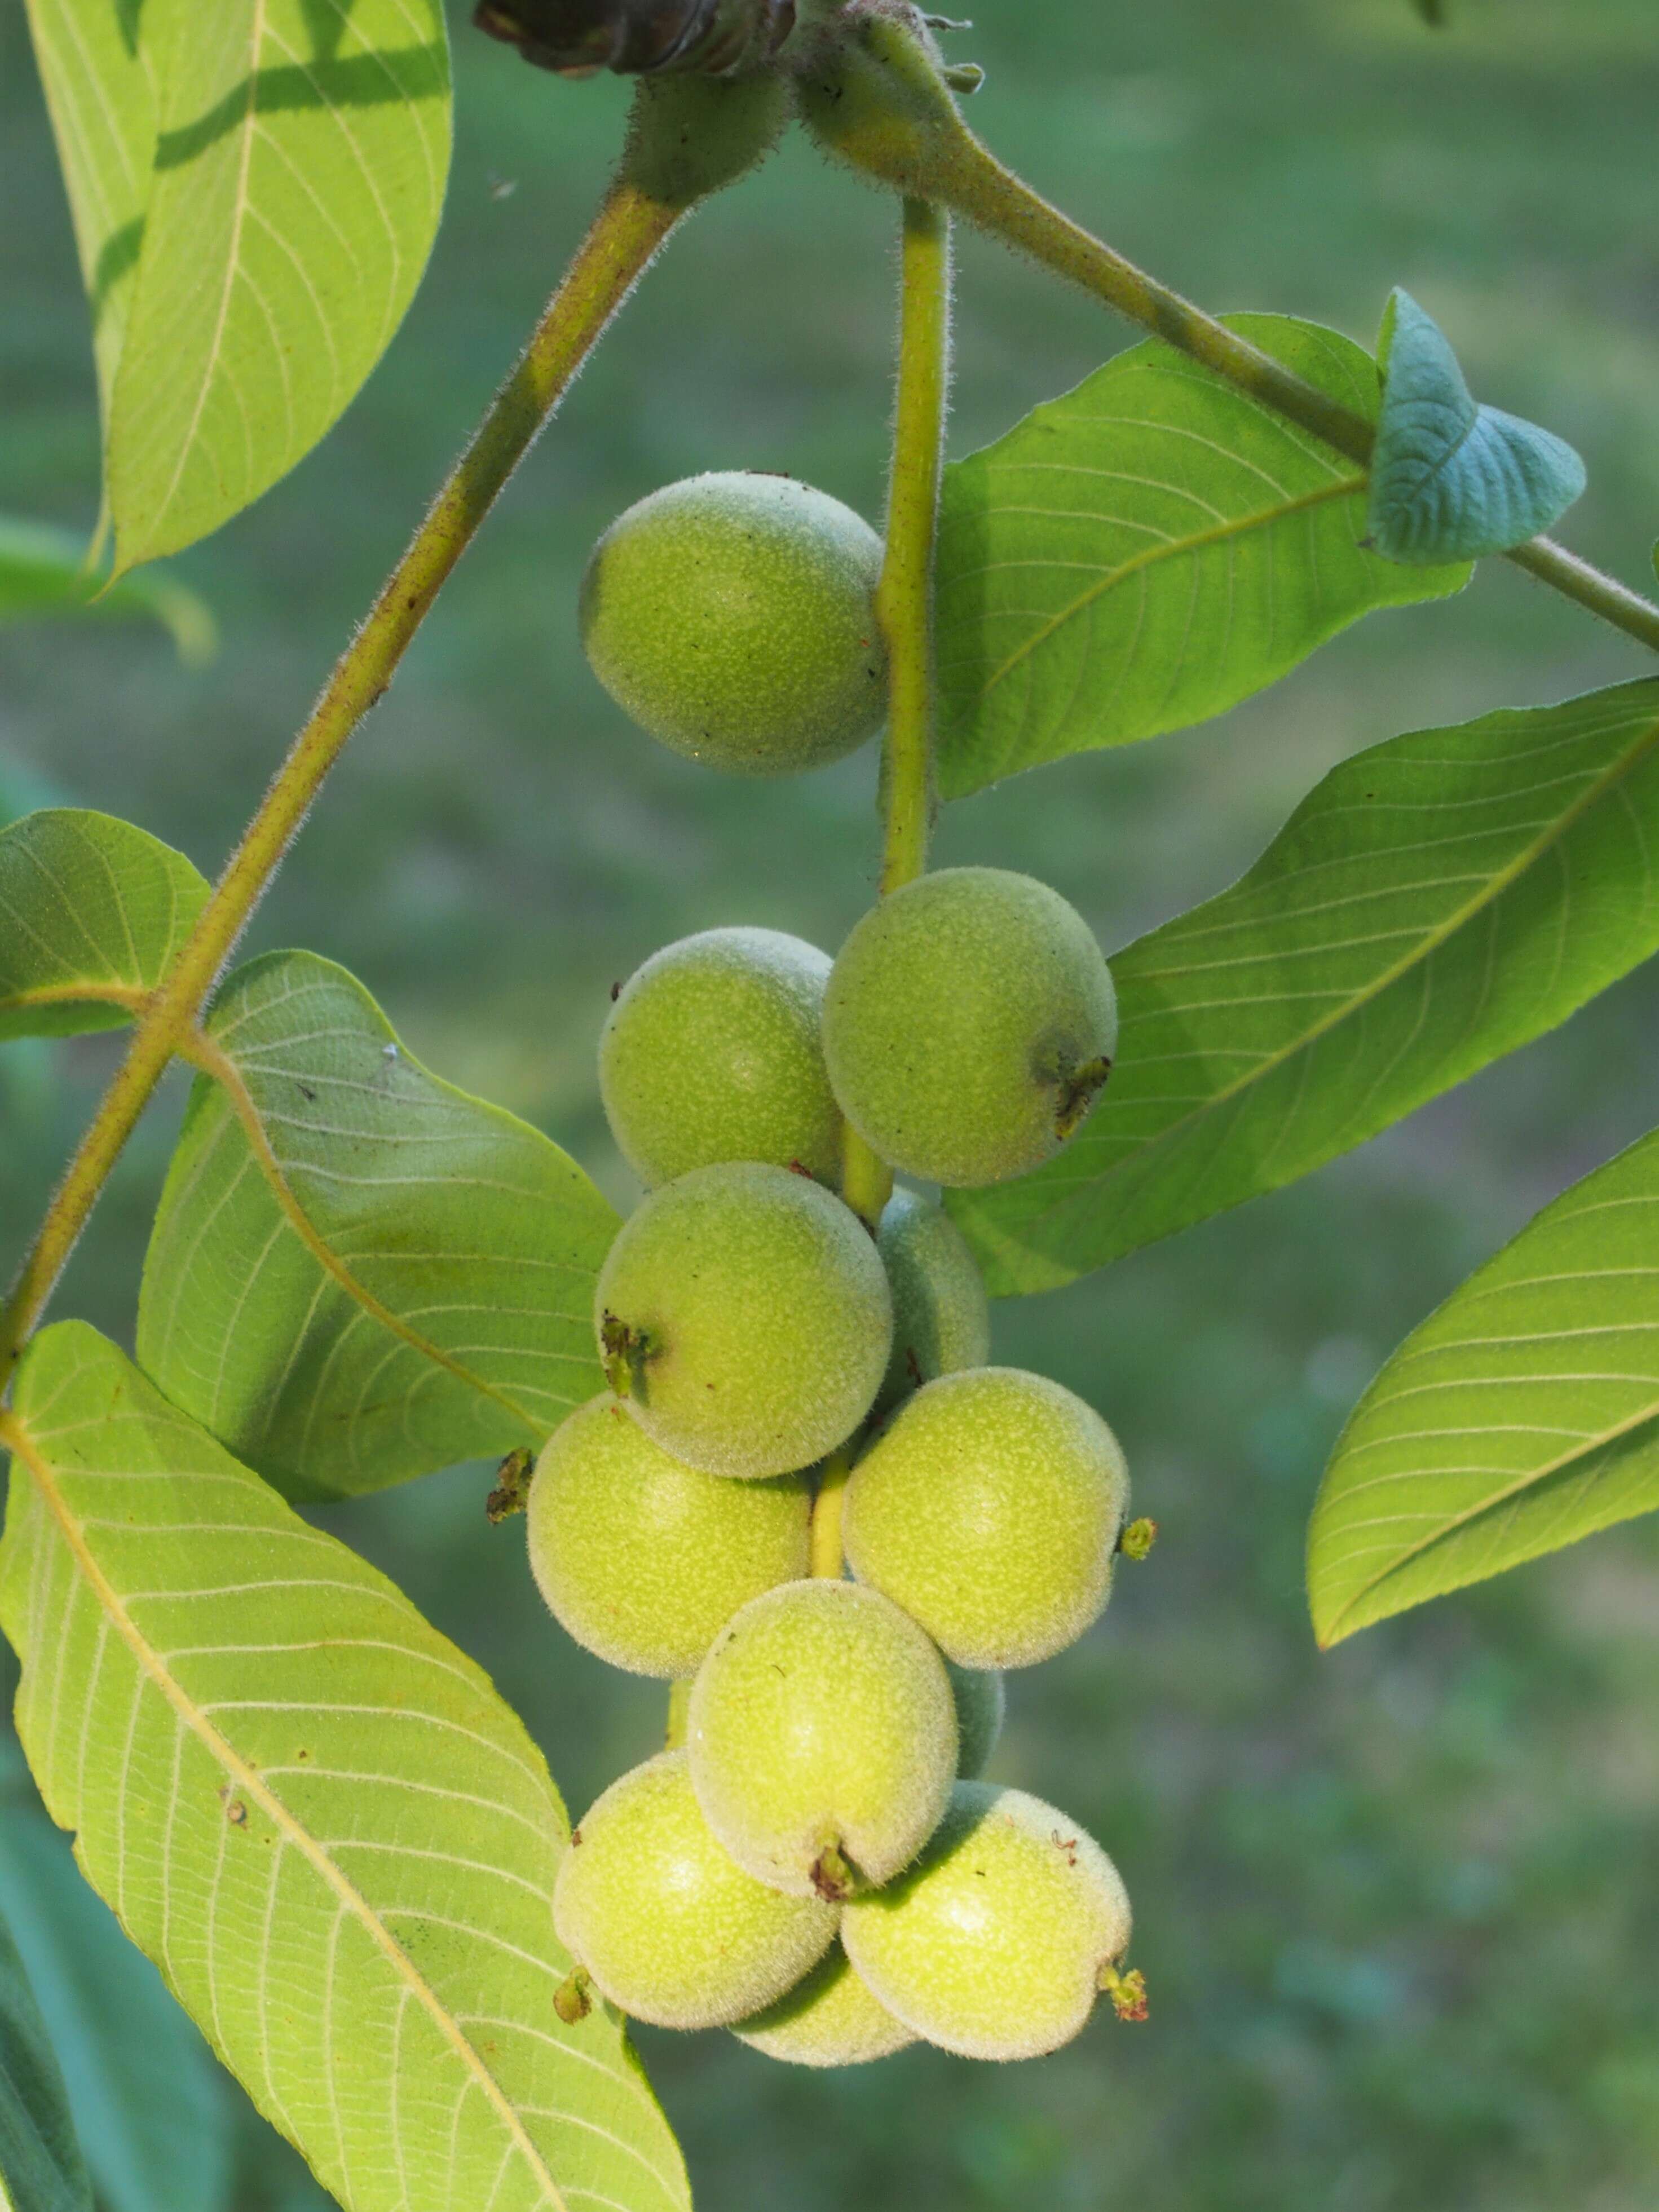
875,1186,991,1413
822,867,1118,1187
945,1659,1005,1780
600,927,840,1188
553,1750,837,2030
842,1782,1132,2061
732,1942,916,2067
579,472,888,776
597,1161,893,1478
845,1367,1129,1667
527,1397,810,1677
688,1579,955,1899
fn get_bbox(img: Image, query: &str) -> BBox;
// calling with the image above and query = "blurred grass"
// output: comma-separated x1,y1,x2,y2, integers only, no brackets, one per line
3,1,1659,2207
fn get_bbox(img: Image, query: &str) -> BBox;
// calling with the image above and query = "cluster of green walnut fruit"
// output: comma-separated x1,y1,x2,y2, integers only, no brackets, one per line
523,470,1147,2067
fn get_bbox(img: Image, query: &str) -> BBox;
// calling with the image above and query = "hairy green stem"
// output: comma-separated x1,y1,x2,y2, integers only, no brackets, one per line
0,178,687,1384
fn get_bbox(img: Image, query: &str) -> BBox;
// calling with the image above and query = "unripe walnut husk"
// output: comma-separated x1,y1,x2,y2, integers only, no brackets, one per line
732,1941,917,2067
823,867,1118,1188
553,1750,837,2030
874,1185,991,1414
600,926,840,1188
527,1397,810,1677
580,471,887,776
842,1781,1133,2061
595,1160,893,1479
845,1367,1129,1667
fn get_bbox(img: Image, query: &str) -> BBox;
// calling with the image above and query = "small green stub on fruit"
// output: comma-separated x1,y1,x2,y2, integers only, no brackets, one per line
810,1841,857,1904
601,1311,648,1401
1054,1053,1112,1141
1101,1964,1149,2023
486,1447,536,1524
554,1966,593,2025
1119,1517,1158,1563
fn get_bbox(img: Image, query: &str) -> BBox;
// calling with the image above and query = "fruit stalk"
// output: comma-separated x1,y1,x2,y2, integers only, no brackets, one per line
0,81,780,1383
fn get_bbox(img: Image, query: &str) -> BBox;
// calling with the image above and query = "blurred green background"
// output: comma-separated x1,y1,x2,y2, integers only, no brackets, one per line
5,1,1659,2207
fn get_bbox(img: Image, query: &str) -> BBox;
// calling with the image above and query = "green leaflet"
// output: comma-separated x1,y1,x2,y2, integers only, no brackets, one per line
1366,291,1586,564
0,1900,91,2212
0,1808,230,2212
0,1323,690,2212
934,314,1468,798
0,518,216,664
21,0,155,430
137,951,617,1501
0,810,210,1043
1309,1128,1659,1645
950,677,1659,1293
104,0,451,576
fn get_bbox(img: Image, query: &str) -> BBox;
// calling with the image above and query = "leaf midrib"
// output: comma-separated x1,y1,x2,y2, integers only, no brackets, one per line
1011,704,1659,1233
0,1403,570,2212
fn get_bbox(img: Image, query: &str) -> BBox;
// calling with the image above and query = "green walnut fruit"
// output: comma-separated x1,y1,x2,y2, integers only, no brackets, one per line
527,1397,810,1677
600,926,840,1188
823,867,1118,1187
845,1367,1129,1667
597,1160,893,1479
875,1186,991,1414
732,1941,916,2067
945,1659,1005,1780
842,1782,1132,2061
689,1579,955,1899
553,1750,837,2030
579,471,888,776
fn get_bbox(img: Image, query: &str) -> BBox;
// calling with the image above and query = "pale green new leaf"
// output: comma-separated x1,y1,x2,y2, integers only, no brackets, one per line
1309,1128,1659,1644
107,0,451,575
23,0,157,426
0,1322,690,2212
0,1900,92,2212
934,314,1469,798
138,951,617,1501
950,677,1659,1293
0,1809,230,2212
0,810,210,1043
0,517,216,664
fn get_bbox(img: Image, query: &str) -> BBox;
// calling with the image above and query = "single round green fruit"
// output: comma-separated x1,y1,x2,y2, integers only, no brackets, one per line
845,1367,1129,1667
945,1658,1005,1780
875,1186,991,1414
689,1579,955,1899
553,1750,837,2030
596,1161,893,1479
579,472,888,776
842,1782,1132,2061
600,927,840,1188
732,1942,916,2067
823,867,1118,1187
527,1397,811,1677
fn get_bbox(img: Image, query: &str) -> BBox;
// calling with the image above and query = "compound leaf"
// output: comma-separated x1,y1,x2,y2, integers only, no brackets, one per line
138,951,617,1502
106,0,451,575
0,1897,91,2212
951,677,1659,1292
935,314,1468,797
0,1322,690,2212
0,810,210,1043
0,518,216,665
1309,1128,1659,1645
0,1806,228,2212
1367,290,1586,564
21,0,156,429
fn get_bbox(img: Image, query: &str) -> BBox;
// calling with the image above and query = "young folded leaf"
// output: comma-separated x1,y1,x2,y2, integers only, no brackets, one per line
0,1809,230,2212
103,1,452,577
1309,1127,1659,1645
137,950,617,1499
0,1323,690,2212
935,314,1468,797
0,811,210,1043
1366,289,1586,564
949,677,1659,1293
0,1901,92,2212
